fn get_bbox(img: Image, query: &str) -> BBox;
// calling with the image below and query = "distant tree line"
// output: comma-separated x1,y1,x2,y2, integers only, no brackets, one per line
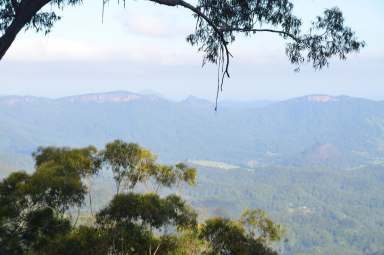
0,140,284,255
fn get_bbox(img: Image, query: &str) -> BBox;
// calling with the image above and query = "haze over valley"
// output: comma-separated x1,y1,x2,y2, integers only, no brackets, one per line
1,91,384,172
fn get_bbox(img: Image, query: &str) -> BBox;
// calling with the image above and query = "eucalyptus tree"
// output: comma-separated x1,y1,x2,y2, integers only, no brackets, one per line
200,209,283,255
96,193,197,254
0,146,100,254
0,140,285,255
32,145,102,215
101,140,196,194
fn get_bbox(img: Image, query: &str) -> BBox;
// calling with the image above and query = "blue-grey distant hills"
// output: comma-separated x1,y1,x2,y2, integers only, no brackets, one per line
1,91,384,172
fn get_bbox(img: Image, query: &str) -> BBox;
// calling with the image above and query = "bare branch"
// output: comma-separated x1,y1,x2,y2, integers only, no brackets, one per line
219,27,301,42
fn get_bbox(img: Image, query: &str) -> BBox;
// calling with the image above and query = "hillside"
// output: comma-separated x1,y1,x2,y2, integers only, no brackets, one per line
185,163,384,255
1,92,384,254
75,160,384,255
1,92,384,171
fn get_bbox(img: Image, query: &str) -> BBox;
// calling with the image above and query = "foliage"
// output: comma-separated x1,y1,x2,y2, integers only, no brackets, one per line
102,140,154,193
96,192,197,254
97,193,197,231
0,0,82,35
200,216,279,255
169,229,208,255
39,226,109,255
187,0,364,72
0,170,74,254
200,217,249,254
0,140,283,255
240,209,285,244
33,145,101,178
102,140,197,194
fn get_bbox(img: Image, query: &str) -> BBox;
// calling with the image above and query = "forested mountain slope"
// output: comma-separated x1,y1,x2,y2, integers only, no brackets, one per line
1,92,384,171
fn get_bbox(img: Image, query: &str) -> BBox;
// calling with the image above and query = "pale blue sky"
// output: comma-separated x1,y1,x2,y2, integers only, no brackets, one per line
0,0,383,101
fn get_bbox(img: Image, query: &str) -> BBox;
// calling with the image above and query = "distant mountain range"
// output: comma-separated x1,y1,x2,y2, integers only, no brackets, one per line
1,91,384,173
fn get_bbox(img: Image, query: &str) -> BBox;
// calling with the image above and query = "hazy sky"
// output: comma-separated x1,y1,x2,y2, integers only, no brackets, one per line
0,0,383,101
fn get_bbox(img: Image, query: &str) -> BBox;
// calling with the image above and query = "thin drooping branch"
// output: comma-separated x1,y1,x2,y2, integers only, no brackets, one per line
176,0,231,77
148,0,232,110
177,0,232,110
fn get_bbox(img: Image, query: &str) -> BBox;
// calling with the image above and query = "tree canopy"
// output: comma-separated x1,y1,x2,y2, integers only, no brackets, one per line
0,140,283,254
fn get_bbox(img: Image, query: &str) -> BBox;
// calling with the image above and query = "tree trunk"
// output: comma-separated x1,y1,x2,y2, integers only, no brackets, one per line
0,20,24,59
0,0,186,60
0,0,50,60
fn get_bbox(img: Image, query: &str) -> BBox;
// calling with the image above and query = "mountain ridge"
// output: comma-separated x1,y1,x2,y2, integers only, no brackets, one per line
1,91,382,105
0,91,383,171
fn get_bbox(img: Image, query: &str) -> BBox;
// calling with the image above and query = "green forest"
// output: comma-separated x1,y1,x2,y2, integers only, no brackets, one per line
184,164,384,255
0,140,285,255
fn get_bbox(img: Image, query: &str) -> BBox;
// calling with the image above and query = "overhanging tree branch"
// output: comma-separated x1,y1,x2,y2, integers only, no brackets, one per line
0,0,365,109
